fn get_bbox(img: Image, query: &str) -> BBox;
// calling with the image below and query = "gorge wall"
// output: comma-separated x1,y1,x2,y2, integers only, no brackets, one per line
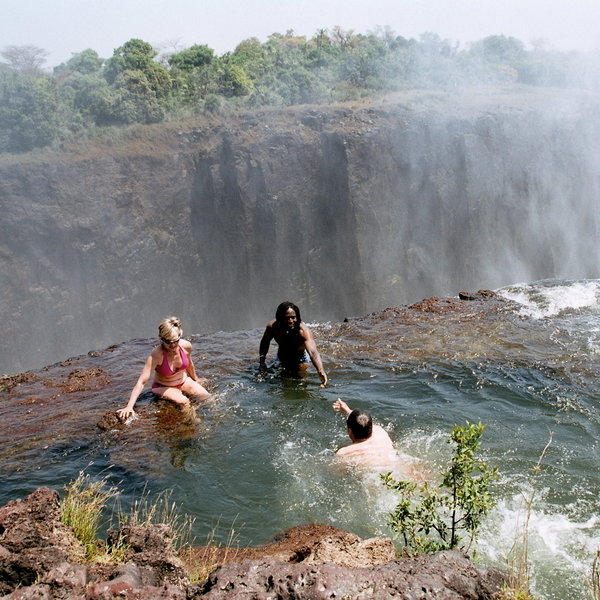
1,87,600,374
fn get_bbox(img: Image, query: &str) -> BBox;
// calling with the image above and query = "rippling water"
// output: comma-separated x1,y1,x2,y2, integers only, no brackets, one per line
1,279,599,600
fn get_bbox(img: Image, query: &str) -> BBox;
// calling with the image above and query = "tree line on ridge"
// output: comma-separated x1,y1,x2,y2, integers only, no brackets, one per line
1,27,598,154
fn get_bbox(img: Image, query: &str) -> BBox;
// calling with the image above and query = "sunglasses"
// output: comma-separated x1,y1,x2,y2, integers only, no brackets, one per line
161,337,181,345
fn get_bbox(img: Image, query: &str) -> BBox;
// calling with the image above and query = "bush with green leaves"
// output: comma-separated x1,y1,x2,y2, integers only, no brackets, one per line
381,421,498,555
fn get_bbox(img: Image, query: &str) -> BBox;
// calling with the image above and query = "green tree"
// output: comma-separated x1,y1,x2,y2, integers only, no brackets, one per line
230,37,270,80
56,49,104,76
104,39,171,98
0,73,73,152
217,62,253,97
103,39,171,123
472,35,526,64
65,74,113,125
168,44,214,71
304,29,340,68
104,39,156,82
52,50,107,125
381,422,498,555
105,69,166,124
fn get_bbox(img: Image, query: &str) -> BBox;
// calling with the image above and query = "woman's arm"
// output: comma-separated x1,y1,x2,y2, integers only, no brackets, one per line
182,340,207,384
117,354,154,420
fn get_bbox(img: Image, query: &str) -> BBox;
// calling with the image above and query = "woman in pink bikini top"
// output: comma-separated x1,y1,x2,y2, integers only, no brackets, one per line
116,316,210,420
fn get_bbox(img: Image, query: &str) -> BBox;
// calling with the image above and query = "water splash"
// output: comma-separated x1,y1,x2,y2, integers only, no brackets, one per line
498,279,600,318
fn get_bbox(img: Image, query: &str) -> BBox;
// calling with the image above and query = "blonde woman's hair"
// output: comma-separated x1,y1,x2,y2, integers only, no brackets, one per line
158,316,182,341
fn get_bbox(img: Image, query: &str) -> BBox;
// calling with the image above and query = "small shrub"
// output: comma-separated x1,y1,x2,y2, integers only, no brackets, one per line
381,421,498,555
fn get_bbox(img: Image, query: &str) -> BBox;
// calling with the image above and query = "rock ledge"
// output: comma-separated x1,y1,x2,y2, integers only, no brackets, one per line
0,487,508,599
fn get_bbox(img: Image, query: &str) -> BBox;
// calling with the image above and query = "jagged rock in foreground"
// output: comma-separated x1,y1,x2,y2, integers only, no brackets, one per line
197,551,507,599
0,487,508,599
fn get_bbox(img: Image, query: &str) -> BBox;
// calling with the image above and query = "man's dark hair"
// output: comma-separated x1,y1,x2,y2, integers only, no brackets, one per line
347,410,373,441
275,301,302,324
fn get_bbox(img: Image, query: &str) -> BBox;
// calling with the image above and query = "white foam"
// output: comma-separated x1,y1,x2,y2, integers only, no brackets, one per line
477,495,599,598
498,280,600,319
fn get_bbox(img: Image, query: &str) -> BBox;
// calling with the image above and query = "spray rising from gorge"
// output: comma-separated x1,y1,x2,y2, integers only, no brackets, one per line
1,87,600,374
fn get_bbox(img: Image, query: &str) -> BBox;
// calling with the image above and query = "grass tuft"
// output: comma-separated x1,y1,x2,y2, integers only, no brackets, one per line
60,472,121,561
59,473,240,579
181,519,241,583
117,487,196,553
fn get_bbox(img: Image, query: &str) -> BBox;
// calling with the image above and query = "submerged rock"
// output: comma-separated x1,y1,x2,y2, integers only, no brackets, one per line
0,487,508,599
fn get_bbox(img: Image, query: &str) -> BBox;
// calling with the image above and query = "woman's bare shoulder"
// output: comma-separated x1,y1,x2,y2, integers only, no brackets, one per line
149,345,163,360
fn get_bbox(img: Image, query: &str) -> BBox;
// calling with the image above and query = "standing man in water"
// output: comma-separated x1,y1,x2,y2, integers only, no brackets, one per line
259,301,328,387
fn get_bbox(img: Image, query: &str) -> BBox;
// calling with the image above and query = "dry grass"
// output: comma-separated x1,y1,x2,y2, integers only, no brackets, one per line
592,550,600,600
497,435,554,600
117,487,196,553
181,519,242,584
60,472,122,561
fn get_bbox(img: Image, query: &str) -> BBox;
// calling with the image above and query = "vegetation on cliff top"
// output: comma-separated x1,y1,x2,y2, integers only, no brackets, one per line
1,27,599,154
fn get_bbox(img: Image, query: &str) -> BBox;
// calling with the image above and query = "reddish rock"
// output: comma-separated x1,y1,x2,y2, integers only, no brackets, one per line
0,487,84,595
107,524,188,587
186,523,394,570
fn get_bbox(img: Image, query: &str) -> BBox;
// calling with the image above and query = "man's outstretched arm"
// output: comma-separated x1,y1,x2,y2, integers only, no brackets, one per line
333,398,351,414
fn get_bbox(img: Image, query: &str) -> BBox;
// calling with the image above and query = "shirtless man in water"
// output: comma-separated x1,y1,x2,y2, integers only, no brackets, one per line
332,398,396,467
259,301,328,387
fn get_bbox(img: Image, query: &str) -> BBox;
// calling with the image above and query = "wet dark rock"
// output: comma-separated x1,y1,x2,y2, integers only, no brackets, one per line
458,290,498,301
96,410,125,431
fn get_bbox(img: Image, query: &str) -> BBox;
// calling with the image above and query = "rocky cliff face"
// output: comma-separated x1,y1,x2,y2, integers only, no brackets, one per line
2,87,600,374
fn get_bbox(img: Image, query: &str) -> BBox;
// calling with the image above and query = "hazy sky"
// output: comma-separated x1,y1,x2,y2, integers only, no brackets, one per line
2,0,599,68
